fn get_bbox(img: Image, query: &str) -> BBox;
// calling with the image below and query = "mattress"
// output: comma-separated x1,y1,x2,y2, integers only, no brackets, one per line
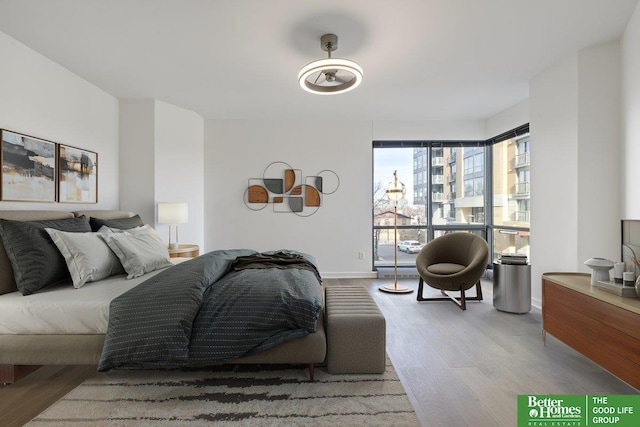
0,261,184,335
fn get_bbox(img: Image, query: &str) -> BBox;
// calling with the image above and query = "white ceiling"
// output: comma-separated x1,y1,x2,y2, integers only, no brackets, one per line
0,0,637,121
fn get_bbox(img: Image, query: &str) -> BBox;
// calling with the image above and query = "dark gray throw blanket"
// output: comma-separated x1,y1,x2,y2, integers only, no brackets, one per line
231,251,322,283
98,249,323,371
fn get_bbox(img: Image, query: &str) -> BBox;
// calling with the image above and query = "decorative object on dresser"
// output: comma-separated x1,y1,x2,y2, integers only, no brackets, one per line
624,271,636,287
622,220,640,297
613,261,625,284
157,202,188,250
58,144,97,203
583,257,614,285
0,129,56,202
592,278,637,297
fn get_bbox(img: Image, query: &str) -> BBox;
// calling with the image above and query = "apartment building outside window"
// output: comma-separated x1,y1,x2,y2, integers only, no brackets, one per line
492,132,530,261
372,125,530,268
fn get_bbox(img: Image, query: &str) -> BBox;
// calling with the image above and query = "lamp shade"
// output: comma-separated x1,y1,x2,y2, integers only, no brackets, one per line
386,171,406,202
157,202,188,224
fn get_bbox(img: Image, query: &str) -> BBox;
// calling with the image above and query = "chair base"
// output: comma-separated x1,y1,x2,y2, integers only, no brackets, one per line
416,277,483,310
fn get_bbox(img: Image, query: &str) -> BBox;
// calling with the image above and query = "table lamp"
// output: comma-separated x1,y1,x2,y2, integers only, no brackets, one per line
157,202,188,250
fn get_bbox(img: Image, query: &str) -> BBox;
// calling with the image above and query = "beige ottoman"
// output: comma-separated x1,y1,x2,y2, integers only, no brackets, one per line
325,285,386,374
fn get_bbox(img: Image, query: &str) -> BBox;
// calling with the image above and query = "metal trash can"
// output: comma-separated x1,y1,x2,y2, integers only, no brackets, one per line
493,261,531,313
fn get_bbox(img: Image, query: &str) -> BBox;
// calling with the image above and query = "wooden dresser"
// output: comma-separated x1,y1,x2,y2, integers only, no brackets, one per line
542,273,640,390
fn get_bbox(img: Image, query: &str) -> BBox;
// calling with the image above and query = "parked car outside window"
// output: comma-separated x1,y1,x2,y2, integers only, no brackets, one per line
398,240,423,253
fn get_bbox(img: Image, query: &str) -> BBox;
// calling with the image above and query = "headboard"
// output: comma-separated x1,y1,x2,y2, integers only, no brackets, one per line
622,219,640,277
0,210,136,295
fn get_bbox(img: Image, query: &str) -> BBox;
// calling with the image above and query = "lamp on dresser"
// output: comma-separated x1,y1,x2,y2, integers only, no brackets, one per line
157,202,188,250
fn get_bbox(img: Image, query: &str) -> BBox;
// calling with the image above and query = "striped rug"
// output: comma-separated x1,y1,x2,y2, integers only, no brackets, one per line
27,358,419,426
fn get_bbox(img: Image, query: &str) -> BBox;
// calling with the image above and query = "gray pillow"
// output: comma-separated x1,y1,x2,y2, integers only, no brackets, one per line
0,217,91,295
45,228,125,288
89,215,143,232
100,225,172,279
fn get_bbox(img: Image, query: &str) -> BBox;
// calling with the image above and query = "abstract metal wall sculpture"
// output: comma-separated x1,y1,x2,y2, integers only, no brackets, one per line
243,161,339,217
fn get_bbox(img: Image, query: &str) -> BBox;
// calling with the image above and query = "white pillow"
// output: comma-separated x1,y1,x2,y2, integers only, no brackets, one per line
45,228,125,289
98,224,165,242
100,227,173,279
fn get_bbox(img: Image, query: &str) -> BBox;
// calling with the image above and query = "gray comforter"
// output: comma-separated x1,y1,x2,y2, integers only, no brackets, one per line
98,249,323,371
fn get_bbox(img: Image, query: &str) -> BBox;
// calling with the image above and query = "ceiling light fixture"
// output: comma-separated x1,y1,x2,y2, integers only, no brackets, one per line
298,33,363,95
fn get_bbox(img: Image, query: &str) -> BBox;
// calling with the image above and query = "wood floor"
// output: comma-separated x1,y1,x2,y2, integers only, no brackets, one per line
1,278,637,427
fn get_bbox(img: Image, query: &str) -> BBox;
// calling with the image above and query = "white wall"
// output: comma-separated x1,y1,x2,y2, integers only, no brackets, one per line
622,2,640,219
0,31,119,210
204,119,486,277
485,99,529,139
530,54,580,305
0,28,206,249
576,41,621,269
119,99,155,223
529,40,622,306
373,120,485,141
204,120,373,277
119,99,205,250
154,100,204,250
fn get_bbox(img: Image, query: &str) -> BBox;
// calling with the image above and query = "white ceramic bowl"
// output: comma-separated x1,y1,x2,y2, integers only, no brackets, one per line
584,257,614,285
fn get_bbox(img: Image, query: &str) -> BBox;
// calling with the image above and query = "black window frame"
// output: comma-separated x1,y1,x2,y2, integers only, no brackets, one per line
372,123,530,270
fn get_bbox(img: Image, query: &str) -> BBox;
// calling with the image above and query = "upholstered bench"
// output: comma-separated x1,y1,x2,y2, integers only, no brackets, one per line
324,285,386,374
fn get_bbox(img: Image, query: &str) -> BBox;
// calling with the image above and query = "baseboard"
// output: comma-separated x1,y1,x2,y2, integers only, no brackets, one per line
531,297,542,310
321,272,378,279
321,269,420,280
376,267,419,279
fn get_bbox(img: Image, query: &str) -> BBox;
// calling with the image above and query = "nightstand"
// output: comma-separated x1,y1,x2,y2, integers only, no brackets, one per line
168,244,200,258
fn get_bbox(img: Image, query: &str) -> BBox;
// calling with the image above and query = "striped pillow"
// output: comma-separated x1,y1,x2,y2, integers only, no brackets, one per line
0,217,91,295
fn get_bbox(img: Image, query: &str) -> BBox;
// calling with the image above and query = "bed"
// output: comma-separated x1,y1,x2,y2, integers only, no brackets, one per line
0,210,327,383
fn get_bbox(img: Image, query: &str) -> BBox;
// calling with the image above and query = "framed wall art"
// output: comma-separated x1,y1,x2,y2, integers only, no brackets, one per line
58,144,98,203
0,129,57,202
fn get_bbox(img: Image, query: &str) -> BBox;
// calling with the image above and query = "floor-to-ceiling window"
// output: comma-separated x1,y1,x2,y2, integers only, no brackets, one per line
491,129,530,261
373,144,425,267
372,124,530,269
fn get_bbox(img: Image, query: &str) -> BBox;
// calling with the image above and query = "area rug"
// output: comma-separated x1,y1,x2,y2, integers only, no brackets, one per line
27,358,419,426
